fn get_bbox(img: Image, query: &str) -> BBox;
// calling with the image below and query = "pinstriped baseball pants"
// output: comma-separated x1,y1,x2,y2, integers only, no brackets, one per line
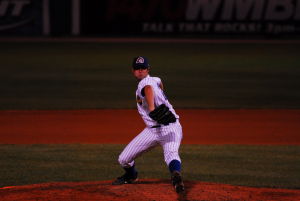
118,121,183,168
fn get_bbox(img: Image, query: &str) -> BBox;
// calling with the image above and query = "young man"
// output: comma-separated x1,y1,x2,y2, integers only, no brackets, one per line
112,56,184,193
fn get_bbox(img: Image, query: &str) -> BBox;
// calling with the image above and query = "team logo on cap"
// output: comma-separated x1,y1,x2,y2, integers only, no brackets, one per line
136,57,144,64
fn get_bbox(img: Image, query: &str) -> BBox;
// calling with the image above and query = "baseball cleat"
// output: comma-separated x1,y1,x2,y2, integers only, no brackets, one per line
112,172,138,185
171,171,185,193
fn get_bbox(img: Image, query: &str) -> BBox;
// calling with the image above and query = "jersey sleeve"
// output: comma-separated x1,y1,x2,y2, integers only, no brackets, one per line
153,77,161,84
138,77,160,96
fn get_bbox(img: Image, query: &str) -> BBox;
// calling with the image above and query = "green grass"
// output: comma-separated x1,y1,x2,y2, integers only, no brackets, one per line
0,42,300,109
0,144,299,189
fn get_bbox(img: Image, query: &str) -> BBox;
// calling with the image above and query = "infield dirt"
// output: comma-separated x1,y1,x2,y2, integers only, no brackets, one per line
1,180,300,201
0,109,299,144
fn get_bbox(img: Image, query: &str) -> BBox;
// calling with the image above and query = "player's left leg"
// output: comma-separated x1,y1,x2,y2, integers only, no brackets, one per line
159,122,184,193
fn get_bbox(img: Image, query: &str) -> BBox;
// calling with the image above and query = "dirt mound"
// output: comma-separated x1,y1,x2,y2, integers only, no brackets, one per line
1,180,299,201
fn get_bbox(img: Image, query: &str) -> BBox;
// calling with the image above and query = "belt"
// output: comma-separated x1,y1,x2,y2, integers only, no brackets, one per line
151,120,178,128
151,125,161,128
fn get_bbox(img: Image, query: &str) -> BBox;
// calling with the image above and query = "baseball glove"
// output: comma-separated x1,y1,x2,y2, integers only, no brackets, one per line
149,104,176,125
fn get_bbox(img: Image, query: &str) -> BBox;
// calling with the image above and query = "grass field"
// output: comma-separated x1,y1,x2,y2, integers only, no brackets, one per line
1,41,300,109
1,40,299,194
0,144,299,189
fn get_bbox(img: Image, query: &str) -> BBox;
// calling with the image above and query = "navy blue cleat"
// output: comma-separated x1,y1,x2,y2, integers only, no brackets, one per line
171,171,185,193
112,172,138,185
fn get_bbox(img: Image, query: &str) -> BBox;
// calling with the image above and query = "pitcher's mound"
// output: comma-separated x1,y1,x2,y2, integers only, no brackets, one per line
1,179,299,201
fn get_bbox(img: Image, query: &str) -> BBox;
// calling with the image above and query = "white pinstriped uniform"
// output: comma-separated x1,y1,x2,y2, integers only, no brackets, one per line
118,75,183,168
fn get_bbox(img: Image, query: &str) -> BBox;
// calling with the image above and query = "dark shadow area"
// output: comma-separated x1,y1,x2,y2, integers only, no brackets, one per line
177,181,198,201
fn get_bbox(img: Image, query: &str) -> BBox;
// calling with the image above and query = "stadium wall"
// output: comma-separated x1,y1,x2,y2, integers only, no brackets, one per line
0,0,299,38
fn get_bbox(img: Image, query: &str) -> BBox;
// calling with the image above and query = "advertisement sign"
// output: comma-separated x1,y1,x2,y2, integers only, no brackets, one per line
0,0,49,36
81,0,300,37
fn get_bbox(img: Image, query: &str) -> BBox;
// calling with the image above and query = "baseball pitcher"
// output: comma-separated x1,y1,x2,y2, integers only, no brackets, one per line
112,56,184,193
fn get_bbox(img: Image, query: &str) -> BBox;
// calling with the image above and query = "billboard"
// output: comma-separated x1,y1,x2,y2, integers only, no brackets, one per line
0,0,49,36
1,0,299,37
80,0,300,37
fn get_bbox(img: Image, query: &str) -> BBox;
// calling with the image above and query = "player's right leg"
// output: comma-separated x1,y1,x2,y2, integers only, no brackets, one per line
112,127,158,185
112,164,139,185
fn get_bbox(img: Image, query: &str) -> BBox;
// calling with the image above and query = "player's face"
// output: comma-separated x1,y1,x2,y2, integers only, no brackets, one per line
132,68,149,80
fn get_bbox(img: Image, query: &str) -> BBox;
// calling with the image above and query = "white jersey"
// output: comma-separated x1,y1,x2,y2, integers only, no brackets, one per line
136,75,179,127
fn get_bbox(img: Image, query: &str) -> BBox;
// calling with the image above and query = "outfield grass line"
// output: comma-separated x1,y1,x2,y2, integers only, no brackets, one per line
0,144,299,189
0,41,299,109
